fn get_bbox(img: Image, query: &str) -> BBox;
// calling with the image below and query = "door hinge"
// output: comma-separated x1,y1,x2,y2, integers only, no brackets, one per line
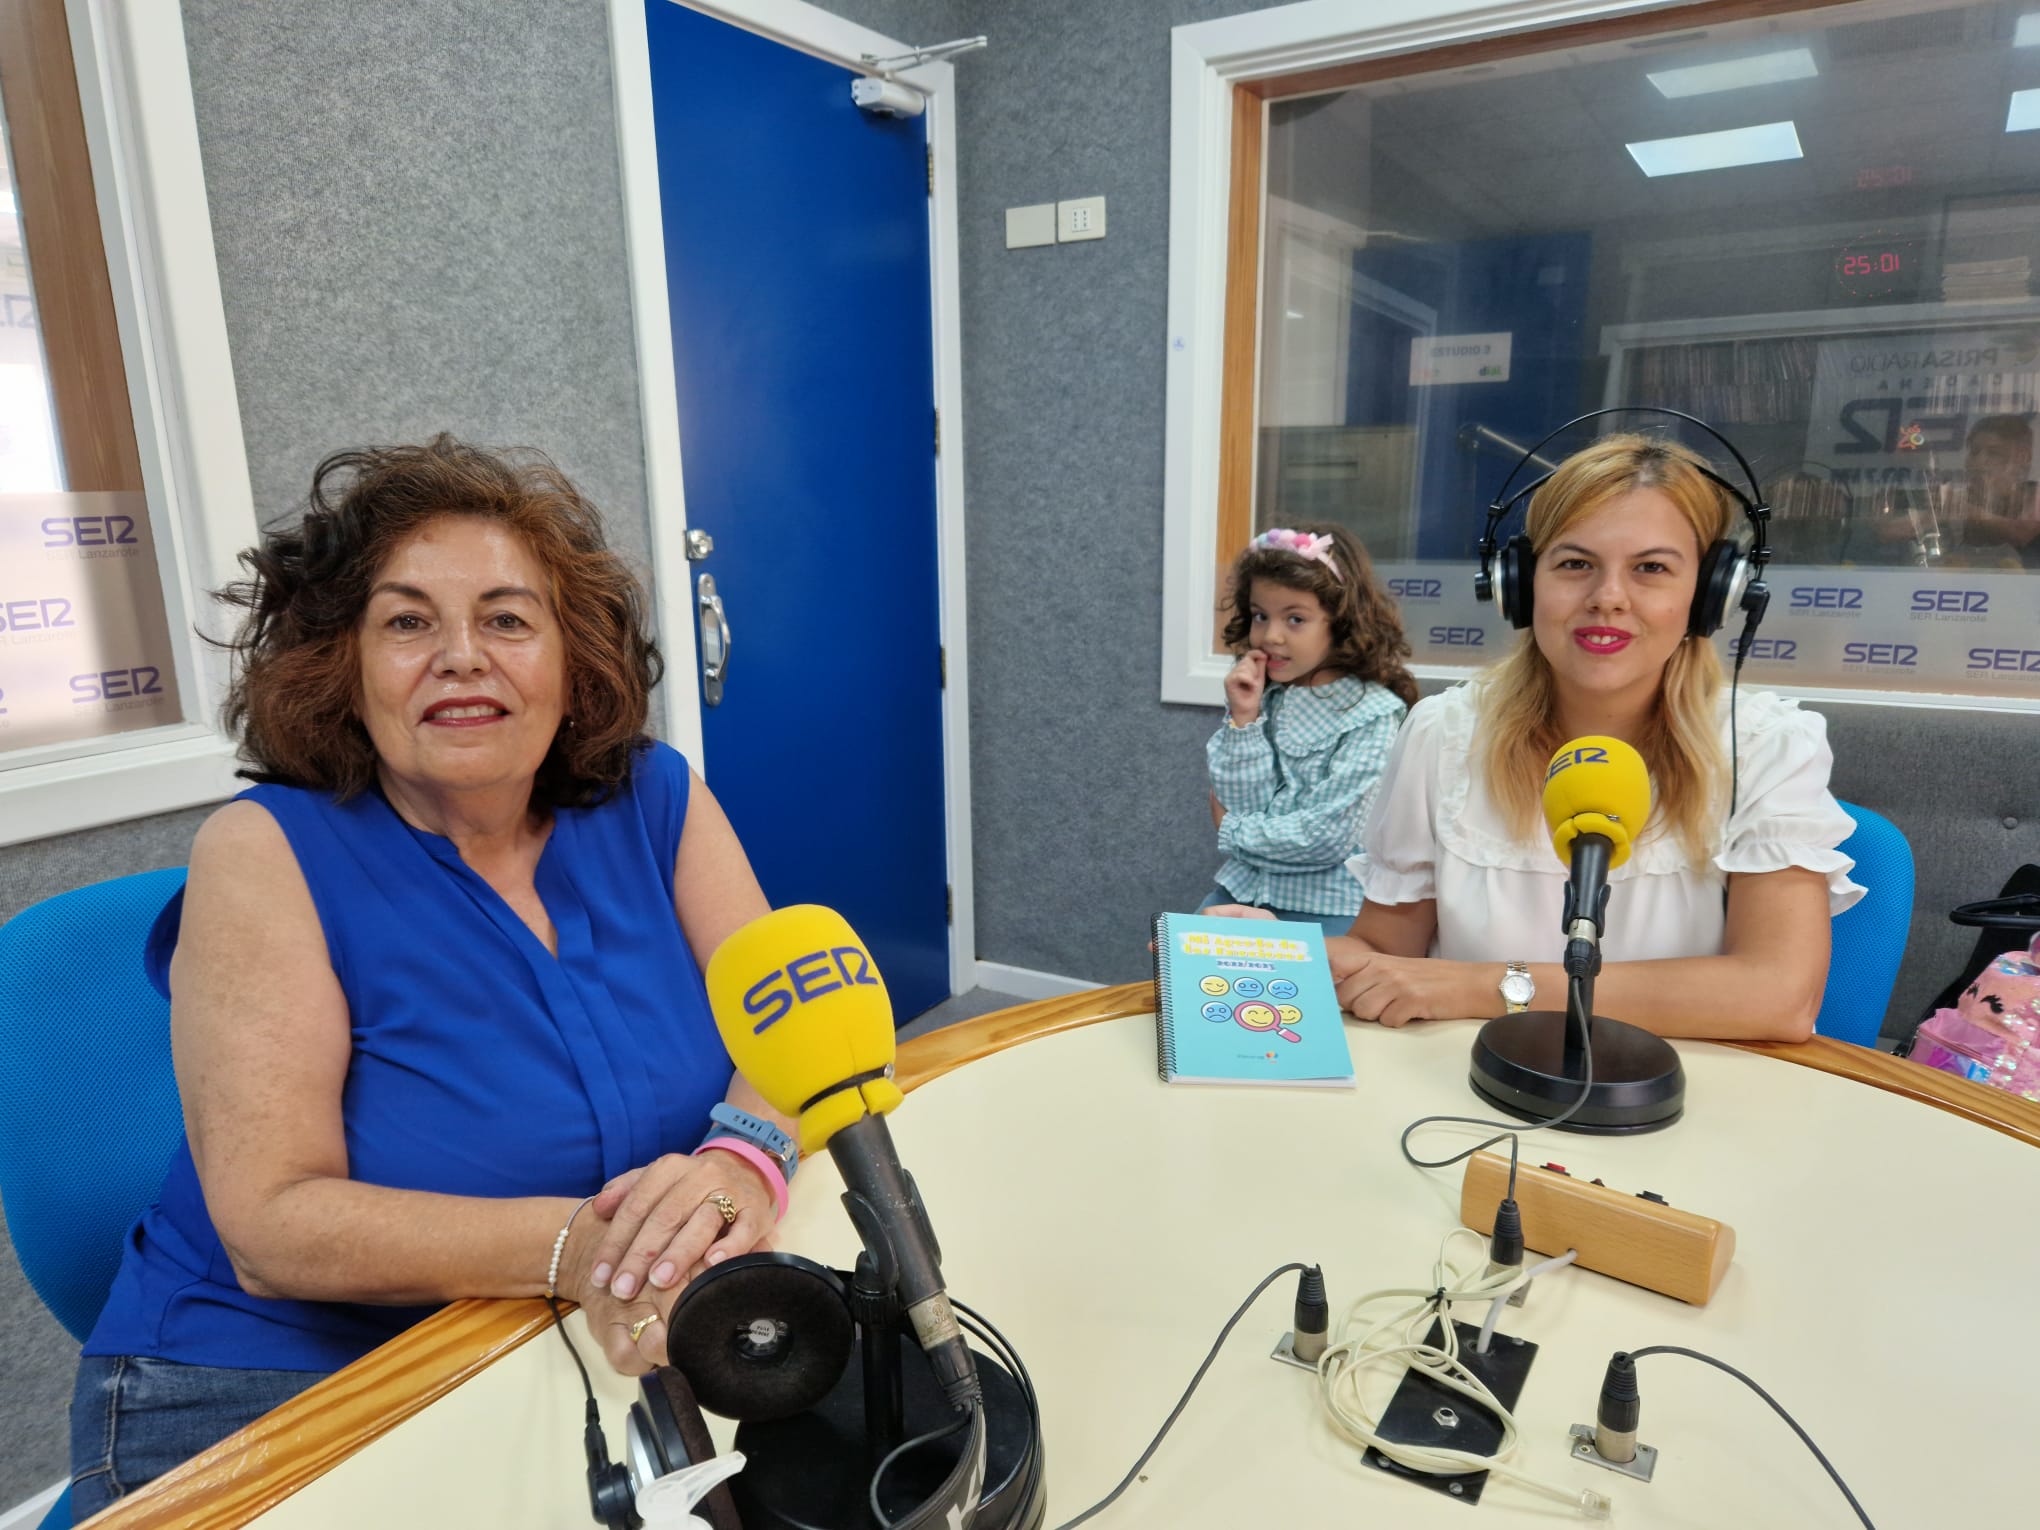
939,645,947,689
926,145,934,195
945,884,953,925
933,407,941,455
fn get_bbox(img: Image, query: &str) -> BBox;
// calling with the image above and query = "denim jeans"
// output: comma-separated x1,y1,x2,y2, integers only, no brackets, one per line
68,1355,324,1522
1198,887,1356,937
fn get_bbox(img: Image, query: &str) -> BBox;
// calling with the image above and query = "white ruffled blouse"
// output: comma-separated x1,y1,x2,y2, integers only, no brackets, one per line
1349,684,1865,964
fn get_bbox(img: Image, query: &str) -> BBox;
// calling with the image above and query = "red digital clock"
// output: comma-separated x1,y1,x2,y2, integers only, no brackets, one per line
1832,233,1920,300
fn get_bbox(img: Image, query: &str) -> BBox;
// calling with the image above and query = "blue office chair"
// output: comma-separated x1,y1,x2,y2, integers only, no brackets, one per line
0,868,189,1530
1815,803,1914,1049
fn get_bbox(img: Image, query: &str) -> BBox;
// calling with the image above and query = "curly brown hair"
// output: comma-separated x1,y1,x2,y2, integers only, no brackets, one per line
216,435,662,808
1219,522,1417,707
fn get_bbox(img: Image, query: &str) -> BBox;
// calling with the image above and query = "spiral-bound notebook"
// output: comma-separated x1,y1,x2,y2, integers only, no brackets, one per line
1150,913,1354,1088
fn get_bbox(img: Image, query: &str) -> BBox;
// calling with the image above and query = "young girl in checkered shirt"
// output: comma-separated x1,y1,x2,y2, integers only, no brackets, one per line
1201,524,1416,934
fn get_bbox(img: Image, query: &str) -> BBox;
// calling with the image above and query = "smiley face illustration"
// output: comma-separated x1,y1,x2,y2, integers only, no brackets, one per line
1233,1000,1279,1031
1201,1000,1233,1023
1231,976,1265,998
1232,999,1301,1042
1199,975,1232,997
1277,1004,1303,1028
1267,979,1298,1000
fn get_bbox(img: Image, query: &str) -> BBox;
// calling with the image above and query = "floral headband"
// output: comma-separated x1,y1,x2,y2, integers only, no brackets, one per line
1249,527,1342,581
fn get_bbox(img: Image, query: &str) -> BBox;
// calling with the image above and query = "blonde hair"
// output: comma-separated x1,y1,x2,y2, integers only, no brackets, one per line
1474,434,1734,864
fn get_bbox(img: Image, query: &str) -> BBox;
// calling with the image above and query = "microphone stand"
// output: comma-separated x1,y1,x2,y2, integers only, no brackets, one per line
1467,846,1685,1135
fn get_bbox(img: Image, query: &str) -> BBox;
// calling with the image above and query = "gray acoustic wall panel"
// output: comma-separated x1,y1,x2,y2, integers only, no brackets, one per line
903,0,1254,981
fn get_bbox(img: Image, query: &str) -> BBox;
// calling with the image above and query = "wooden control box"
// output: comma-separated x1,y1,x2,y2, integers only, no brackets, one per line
1460,1152,1735,1306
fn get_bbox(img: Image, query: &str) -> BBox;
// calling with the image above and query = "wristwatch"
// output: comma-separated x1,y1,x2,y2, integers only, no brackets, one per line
1499,962,1535,1014
700,1102,800,1182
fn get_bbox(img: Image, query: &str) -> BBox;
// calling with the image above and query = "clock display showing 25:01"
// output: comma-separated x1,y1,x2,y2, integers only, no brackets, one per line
1833,235,1920,299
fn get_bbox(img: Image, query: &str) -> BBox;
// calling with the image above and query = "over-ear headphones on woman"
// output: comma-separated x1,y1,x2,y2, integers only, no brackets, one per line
1473,406,1773,639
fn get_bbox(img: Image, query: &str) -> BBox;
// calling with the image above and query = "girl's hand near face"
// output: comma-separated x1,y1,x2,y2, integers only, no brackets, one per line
1224,650,1269,725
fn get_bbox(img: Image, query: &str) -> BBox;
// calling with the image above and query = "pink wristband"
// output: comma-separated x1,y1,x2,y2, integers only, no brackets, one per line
694,1137,789,1221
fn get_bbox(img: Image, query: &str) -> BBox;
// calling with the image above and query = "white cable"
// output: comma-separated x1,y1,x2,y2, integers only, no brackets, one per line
1316,1232,1609,1520
1476,1249,1579,1356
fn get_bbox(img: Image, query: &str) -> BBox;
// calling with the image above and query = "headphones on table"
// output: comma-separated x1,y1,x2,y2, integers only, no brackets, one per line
1473,406,1773,642
574,1252,1043,1530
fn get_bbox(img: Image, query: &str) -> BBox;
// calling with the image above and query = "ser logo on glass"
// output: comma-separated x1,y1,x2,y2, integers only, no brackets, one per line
1842,642,1916,668
0,598,77,633
1966,647,2040,673
1429,626,1486,648
1728,637,1797,664
40,514,140,549
1787,585,1862,613
70,667,163,703
1910,589,1989,618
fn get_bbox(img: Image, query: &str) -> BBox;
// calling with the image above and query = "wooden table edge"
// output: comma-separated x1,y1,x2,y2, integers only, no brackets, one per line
85,980,2035,1528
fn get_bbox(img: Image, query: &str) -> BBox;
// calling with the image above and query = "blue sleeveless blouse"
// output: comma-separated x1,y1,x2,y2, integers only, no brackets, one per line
84,741,731,1371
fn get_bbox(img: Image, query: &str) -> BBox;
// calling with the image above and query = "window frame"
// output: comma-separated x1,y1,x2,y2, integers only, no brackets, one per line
0,0,259,845
1159,0,2034,715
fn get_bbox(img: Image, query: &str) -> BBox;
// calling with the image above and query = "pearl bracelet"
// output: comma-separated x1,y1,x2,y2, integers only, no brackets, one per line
545,1195,596,1300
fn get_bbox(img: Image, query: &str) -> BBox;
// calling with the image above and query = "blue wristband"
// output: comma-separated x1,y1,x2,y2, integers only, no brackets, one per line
701,1102,799,1182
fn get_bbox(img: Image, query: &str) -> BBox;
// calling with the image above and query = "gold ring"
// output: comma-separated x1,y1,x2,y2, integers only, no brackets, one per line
628,1312,658,1344
706,1191,739,1228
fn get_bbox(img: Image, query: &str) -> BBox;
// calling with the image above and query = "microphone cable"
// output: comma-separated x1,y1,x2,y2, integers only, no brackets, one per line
865,1298,1041,1530
1316,1229,1605,1519
1398,971,1599,1200
1046,1262,1310,1530
1611,1346,1875,1529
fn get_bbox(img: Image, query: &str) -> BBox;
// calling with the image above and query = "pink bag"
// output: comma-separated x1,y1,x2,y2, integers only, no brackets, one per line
1911,933,2040,1102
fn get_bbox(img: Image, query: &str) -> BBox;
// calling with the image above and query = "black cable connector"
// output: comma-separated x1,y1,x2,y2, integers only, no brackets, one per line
1486,1196,1529,1306
1291,1264,1328,1364
1488,1198,1524,1268
1593,1351,1640,1464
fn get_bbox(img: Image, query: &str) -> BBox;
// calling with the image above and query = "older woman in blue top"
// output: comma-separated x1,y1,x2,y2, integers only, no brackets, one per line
71,437,790,1516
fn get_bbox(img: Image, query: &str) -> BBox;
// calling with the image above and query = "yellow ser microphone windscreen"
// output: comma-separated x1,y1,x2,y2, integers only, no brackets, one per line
1542,736,1651,870
703,904,904,1156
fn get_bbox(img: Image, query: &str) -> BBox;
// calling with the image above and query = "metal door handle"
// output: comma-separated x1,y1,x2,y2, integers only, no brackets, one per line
697,573,731,706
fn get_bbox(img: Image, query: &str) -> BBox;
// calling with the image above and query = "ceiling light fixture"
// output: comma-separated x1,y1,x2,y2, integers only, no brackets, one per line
1646,48,1818,98
1625,120,1803,177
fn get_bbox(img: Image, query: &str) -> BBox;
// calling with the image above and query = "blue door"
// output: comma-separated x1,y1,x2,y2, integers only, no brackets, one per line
643,2,950,1020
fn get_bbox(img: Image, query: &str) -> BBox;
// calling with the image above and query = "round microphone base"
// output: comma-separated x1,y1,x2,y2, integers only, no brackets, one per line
1469,1009,1684,1135
731,1332,1043,1530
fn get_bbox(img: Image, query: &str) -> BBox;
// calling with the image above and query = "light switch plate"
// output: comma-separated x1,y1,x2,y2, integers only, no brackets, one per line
1005,203,1056,249
1057,196,1106,242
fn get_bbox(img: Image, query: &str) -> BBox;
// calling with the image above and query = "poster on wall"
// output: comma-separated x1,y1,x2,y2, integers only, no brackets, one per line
1804,324,2040,539
0,492,184,752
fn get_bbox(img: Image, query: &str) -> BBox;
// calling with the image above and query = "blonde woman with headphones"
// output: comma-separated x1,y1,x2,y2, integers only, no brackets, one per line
1213,433,1862,1040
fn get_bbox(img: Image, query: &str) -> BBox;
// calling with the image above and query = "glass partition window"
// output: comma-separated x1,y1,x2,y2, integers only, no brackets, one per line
0,115,60,494
0,48,183,757
1254,0,2040,699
